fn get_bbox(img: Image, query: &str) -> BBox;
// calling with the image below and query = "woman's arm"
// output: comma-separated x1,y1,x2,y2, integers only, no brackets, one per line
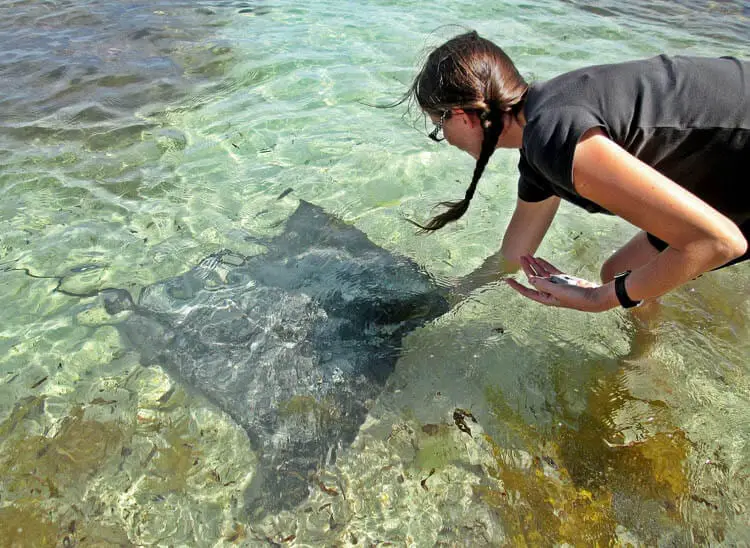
573,128,747,308
501,196,560,267
454,196,559,296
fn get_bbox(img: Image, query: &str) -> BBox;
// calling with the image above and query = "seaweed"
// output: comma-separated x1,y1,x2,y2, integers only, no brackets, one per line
481,364,693,545
1,405,124,494
318,481,339,497
225,522,247,543
145,417,203,494
0,404,132,546
453,408,477,437
0,506,59,547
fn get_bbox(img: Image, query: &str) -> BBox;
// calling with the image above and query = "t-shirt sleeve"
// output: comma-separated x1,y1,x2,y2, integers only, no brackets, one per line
517,151,554,202
523,106,608,191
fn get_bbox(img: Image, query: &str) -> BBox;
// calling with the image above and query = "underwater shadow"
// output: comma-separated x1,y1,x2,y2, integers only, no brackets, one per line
101,200,450,513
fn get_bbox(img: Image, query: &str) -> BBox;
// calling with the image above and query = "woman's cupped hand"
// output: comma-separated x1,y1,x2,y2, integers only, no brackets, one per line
506,256,614,312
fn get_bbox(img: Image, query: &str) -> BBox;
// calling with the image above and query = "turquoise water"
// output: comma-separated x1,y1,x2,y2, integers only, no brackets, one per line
1,0,749,545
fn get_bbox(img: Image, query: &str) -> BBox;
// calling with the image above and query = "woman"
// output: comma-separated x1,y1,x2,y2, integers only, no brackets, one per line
403,31,749,312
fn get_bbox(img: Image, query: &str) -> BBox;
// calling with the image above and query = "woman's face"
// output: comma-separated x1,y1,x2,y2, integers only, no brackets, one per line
429,109,484,159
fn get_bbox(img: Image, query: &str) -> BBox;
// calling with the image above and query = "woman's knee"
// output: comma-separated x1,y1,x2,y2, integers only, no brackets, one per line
600,232,659,283
600,258,619,283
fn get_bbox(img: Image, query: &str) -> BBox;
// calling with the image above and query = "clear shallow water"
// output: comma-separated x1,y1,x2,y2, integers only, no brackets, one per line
1,0,748,545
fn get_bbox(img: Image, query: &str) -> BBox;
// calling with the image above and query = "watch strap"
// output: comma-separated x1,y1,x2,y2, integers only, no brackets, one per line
614,270,642,309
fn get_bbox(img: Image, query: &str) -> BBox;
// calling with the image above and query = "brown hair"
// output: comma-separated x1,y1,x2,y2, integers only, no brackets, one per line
404,31,528,231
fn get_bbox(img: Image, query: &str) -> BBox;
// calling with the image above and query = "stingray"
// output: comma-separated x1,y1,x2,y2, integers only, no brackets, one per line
101,200,449,512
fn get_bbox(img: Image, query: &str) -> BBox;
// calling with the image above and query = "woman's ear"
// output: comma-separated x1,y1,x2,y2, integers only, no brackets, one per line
458,110,481,128
452,108,468,125
502,111,514,132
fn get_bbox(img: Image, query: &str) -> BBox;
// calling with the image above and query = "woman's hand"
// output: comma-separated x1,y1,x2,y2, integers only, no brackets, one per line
505,256,615,312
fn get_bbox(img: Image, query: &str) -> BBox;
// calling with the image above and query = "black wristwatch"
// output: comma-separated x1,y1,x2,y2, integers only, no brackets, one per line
614,270,642,309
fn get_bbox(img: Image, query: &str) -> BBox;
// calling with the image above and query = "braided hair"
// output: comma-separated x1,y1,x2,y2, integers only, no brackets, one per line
405,31,528,232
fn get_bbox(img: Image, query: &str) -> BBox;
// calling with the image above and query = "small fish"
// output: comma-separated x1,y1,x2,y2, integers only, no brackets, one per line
318,481,339,496
90,398,117,405
276,187,294,200
30,376,48,389
420,468,436,490
690,494,719,511
70,264,102,273
225,522,246,543
142,445,158,466
157,386,175,404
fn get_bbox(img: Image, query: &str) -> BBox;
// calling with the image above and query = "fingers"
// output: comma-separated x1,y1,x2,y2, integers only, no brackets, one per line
514,256,563,308
533,257,563,275
510,256,595,309
519,256,536,279
520,255,562,278
527,276,558,294
505,278,560,306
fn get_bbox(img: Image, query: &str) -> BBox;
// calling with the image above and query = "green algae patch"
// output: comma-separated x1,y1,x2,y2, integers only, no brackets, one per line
553,374,691,508
48,407,124,476
148,417,204,494
483,369,693,545
413,423,468,471
0,507,131,548
477,434,618,546
484,387,541,450
278,395,341,425
2,405,125,498
558,422,691,506
0,505,59,548
0,358,256,546
636,431,690,499
0,395,46,440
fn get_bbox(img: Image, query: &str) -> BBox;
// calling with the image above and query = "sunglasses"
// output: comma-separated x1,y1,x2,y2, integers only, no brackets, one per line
428,110,450,142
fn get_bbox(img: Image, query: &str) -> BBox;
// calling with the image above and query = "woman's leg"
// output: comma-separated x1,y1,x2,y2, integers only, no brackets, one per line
601,231,663,359
600,231,661,283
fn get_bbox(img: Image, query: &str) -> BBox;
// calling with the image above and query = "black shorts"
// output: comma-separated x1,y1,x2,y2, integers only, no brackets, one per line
646,219,750,270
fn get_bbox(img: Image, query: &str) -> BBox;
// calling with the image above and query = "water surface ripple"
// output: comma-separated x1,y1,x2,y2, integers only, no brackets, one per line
0,0,748,545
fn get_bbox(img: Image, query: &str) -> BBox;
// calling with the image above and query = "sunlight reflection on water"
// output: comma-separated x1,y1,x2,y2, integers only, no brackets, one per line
0,0,748,544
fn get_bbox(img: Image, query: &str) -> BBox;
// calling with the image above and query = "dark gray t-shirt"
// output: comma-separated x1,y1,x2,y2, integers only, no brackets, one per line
518,55,750,224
